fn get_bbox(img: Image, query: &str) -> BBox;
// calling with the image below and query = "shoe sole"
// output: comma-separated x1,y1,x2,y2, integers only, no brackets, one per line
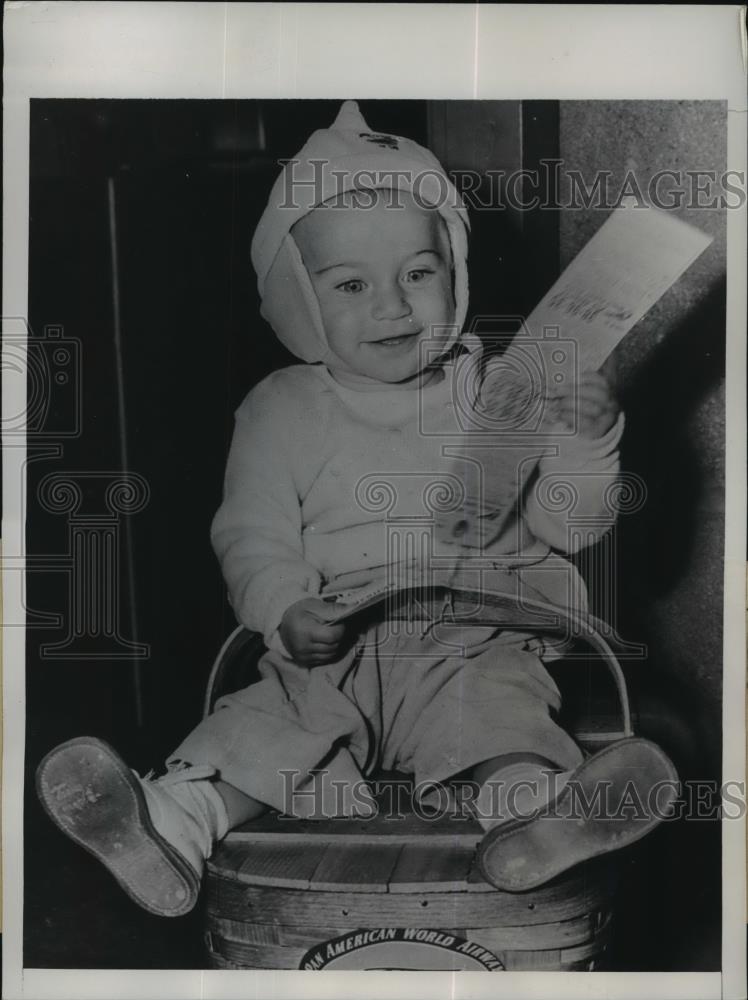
477,737,680,892
36,736,200,917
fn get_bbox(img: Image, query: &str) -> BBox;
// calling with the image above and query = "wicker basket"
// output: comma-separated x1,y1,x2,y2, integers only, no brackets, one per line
202,586,630,971
204,807,618,971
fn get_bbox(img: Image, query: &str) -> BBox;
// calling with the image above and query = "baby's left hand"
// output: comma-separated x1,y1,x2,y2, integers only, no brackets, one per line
550,372,619,439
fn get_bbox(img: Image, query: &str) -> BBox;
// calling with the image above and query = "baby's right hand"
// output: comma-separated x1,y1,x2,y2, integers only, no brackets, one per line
279,597,349,667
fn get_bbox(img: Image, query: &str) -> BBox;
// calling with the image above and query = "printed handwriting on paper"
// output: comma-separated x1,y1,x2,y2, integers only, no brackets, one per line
521,201,714,372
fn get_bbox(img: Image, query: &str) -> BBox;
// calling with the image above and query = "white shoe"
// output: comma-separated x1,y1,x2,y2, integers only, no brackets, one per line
36,737,228,917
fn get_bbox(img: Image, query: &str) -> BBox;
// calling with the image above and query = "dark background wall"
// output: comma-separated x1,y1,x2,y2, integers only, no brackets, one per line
558,100,726,773
23,100,725,972
556,102,727,973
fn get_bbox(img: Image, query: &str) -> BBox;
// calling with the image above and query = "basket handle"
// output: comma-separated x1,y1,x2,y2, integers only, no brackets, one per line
394,585,634,740
206,587,634,738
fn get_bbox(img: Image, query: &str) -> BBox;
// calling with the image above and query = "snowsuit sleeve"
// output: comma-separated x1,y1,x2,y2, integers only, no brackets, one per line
210,376,322,645
524,412,625,553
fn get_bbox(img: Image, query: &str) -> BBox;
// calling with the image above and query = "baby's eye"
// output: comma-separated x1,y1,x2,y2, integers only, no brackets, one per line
336,279,366,294
404,268,433,284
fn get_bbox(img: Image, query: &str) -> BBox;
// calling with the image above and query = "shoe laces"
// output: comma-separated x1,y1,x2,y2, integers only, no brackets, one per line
140,762,217,787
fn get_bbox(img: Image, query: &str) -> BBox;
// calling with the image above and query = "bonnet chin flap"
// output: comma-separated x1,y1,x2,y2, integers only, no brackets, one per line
260,234,333,365
446,214,469,339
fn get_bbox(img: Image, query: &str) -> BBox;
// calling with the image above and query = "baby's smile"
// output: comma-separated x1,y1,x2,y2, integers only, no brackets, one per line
369,326,422,348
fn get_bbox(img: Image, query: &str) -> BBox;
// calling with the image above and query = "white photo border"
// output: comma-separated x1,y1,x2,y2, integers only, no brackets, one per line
3,3,746,999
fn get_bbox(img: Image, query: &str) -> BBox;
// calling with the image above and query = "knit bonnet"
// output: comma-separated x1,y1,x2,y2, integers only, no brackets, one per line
250,101,470,365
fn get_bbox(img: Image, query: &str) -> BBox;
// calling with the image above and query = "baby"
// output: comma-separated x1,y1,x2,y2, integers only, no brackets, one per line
37,102,677,919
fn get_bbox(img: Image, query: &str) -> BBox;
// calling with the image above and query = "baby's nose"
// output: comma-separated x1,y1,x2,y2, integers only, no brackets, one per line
371,285,412,321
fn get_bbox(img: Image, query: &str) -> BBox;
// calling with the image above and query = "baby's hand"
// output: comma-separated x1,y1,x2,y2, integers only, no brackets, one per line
550,372,619,439
279,597,349,667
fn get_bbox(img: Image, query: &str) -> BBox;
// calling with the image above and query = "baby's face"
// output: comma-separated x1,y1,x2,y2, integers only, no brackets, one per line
293,190,455,383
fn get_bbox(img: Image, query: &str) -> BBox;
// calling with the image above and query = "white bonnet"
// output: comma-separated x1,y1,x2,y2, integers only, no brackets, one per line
250,101,470,364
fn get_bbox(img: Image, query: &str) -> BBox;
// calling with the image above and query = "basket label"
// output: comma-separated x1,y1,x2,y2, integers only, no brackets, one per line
300,928,504,971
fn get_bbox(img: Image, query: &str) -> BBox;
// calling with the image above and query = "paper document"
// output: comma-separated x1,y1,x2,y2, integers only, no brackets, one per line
435,203,713,549
521,200,713,371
